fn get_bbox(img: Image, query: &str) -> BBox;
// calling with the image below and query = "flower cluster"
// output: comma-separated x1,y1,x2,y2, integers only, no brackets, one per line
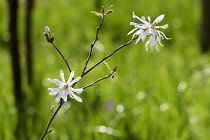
128,12,171,51
48,70,83,103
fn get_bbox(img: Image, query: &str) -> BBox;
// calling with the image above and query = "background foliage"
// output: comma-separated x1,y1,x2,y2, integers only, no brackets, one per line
1,0,210,139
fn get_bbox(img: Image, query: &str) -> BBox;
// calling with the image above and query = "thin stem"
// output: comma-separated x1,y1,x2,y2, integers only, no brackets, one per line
39,43,73,139
81,15,105,76
83,70,115,89
39,77,79,139
39,100,64,140
51,42,72,74
81,36,138,77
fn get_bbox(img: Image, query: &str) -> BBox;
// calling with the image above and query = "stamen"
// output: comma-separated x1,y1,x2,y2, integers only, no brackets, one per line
150,23,156,29
64,84,69,89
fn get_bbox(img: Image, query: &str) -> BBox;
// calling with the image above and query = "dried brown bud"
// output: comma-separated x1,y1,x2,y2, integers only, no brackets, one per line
100,6,105,14
112,65,118,72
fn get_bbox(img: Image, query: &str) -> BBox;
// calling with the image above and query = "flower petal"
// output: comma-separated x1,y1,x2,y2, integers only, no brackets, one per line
157,30,171,40
147,16,151,23
149,35,156,47
145,41,149,51
69,77,81,85
140,29,149,41
155,31,164,46
60,70,66,83
130,22,137,26
135,33,142,44
153,14,164,24
67,71,75,84
148,28,154,35
130,22,147,29
133,29,143,39
132,12,148,24
127,28,138,36
155,44,160,52
135,25,148,29
61,90,68,102
141,16,146,21
48,88,60,95
70,88,83,94
48,78,62,86
68,91,82,102
156,24,168,29
136,29,144,35
55,93,62,103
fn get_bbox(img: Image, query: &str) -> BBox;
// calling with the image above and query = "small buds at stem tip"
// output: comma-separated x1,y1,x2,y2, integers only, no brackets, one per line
43,26,54,43
106,10,113,15
112,65,118,72
111,66,117,78
92,5,113,18
100,6,105,14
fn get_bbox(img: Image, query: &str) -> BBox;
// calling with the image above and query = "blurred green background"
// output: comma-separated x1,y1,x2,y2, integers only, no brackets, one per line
1,0,210,139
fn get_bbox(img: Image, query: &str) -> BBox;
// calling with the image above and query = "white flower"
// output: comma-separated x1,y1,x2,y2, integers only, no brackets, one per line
128,12,171,51
44,26,50,34
48,70,83,103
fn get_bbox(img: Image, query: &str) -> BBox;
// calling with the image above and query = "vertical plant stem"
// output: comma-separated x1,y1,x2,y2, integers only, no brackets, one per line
81,15,105,76
39,100,64,140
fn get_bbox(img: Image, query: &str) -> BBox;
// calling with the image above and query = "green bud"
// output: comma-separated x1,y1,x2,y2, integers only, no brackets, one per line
43,26,54,43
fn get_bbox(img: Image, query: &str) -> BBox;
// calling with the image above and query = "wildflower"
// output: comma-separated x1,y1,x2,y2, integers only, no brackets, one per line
48,70,83,103
43,26,54,43
128,12,171,51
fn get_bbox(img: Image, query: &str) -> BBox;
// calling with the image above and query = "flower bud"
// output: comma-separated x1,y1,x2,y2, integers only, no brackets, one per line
100,6,105,14
43,26,54,43
45,26,50,34
106,10,113,15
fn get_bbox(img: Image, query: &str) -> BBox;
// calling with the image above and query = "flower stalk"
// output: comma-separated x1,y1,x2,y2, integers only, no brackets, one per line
81,13,106,76
51,42,72,74
39,100,64,140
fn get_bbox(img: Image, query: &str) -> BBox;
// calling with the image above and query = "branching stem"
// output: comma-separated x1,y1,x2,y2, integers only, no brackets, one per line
81,15,105,76
81,36,138,77
83,70,115,89
40,10,138,139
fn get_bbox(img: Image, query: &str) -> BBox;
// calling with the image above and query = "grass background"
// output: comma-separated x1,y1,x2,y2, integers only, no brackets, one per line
1,0,210,139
